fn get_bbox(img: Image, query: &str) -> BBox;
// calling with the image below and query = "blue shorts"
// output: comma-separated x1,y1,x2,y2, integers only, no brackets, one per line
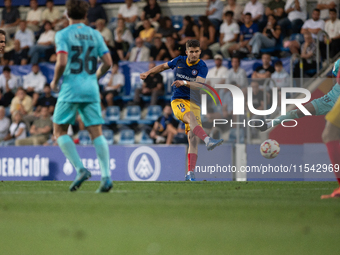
53,101,104,127
311,84,340,116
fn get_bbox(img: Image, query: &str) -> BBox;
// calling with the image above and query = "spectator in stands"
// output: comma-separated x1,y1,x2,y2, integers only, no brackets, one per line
265,0,286,22
141,0,162,29
96,19,115,49
0,65,19,107
26,0,42,32
0,110,27,146
41,0,61,29
150,105,179,144
164,35,181,60
114,18,134,60
317,0,336,20
279,0,307,37
23,64,47,106
286,8,325,55
16,106,53,146
7,40,28,66
242,0,264,23
14,20,35,53
226,56,248,89
0,106,10,143
223,0,244,23
248,14,281,57
199,37,213,60
293,31,318,77
206,0,224,31
228,12,258,57
210,11,240,59
37,84,56,115
156,16,179,40
251,53,275,80
28,21,55,64
249,81,264,126
139,19,156,48
0,0,21,37
178,16,200,45
301,9,325,40
199,16,216,46
325,8,340,57
206,54,228,85
118,0,139,32
101,63,125,107
10,87,33,115
134,62,163,105
88,0,108,27
127,37,150,62
150,36,168,61
270,60,290,89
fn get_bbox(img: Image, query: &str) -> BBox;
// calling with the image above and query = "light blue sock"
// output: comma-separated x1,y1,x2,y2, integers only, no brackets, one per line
93,135,110,179
57,135,84,174
270,109,300,127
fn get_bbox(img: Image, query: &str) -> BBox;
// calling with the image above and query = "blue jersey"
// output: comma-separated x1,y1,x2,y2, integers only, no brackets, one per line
167,55,208,105
333,59,340,76
55,23,109,102
240,23,259,41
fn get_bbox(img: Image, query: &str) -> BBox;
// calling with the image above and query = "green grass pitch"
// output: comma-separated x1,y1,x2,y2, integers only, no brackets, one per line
0,181,339,255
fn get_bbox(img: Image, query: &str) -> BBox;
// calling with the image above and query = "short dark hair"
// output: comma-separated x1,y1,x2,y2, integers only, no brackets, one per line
314,8,320,13
245,12,252,17
225,11,234,17
0,30,6,37
44,83,51,88
3,66,11,72
66,0,89,20
275,60,283,66
330,8,337,13
46,0,54,3
186,39,200,49
232,56,240,62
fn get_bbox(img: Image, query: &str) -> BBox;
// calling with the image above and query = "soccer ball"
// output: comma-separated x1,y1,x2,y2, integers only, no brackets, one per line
260,139,280,159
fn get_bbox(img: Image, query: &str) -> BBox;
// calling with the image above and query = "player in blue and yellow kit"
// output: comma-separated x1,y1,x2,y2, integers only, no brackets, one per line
140,39,223,181
50,0,113,192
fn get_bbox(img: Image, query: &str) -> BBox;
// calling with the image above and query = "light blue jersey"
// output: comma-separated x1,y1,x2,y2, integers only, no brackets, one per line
55,23,109,102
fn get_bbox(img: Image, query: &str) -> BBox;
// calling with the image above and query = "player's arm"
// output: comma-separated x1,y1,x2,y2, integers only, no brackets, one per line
171,76,206,90
51,52,67,91
140,63,170,80
96,52,113,80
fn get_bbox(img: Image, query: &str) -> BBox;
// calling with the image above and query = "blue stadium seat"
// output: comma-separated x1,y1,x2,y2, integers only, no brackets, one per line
138,105,163,125
119,129,135,145
103,129,114,145
260,35,284,54
125,105,141,121
105,106,120,124
139,130,154,144
171,15,183,31
78,130,92,146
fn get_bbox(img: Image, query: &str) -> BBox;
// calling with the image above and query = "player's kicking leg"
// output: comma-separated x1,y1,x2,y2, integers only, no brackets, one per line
87,125,113,193
321,122,340,199
183,111,223,181
257,102,317,131
54,123,91,191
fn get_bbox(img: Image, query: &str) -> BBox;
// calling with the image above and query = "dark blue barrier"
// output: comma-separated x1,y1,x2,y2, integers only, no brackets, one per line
0,145,186,181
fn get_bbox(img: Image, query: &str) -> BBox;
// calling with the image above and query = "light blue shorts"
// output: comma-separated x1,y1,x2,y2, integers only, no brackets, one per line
53,101,104,127
311,84,340,116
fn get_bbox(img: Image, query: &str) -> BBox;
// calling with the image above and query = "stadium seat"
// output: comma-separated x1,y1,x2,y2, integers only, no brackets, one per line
118,129,135,145
125,105,141,121
260,35,284,55
105,106,120,124
78,130,92,145
138,105,163,125
171,15,183,31
139,130,154,144
102,129,114,145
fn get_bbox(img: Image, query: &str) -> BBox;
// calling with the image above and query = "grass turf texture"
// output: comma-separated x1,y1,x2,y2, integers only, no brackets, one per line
0,181,339,255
